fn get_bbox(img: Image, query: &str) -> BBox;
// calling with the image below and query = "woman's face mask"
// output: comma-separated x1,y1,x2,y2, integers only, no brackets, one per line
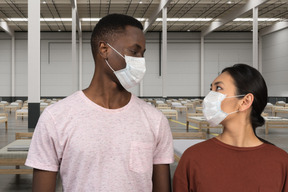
105,43,146,90
203,91,245,126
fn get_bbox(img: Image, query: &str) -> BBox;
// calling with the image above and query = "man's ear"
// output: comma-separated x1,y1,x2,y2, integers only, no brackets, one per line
98,41,108,59
239,93,254,112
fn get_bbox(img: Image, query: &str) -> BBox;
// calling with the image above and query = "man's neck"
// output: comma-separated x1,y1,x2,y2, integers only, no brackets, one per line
83,80,131,109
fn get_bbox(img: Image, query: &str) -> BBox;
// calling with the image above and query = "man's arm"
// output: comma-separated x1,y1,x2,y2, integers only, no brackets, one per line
32,169,58,192
152,164,171,192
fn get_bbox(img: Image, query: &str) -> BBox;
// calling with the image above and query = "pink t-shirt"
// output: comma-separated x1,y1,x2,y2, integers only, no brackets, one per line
25,91,174,191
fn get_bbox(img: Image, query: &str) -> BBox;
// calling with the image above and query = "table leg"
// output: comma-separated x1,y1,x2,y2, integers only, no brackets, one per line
186,121,189,132
265,123,268,134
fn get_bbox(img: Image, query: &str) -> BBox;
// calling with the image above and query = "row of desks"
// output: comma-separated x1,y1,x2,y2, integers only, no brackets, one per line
187,115,288,135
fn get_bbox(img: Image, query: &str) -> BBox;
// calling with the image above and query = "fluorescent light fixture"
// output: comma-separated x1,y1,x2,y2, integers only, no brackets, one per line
156,18,213,22
81,18,100,22
234,18,280,22
7,18,28,22
42,18,72,22
7,18,72,22
7,17,281,22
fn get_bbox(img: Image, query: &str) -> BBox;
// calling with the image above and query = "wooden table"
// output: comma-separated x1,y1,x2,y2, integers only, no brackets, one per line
0,113,8,130
186,116,222,133
160,109,178,120
15,109,28,120
0,139,32,174
264,116,288,134
274,108,288,116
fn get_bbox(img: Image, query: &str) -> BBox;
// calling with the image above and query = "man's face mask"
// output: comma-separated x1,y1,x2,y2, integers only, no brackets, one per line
202,91,245,126
105,43,146,90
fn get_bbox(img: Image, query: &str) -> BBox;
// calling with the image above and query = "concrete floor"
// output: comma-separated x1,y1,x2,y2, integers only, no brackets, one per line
0,106,287,191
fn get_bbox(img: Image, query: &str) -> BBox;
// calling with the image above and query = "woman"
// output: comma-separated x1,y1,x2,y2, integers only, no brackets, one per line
173,64,288,192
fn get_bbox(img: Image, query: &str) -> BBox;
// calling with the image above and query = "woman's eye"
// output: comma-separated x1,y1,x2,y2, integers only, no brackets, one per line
216,86,222,91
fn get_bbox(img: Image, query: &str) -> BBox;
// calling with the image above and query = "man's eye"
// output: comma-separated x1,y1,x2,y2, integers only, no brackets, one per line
129,50,137,55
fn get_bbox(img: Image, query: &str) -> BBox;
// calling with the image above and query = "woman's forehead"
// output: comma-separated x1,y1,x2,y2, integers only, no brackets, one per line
212,72,234,86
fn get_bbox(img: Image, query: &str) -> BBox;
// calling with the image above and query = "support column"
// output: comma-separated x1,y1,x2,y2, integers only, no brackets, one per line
253,7,259,69
72,7,78,90
162,7,167,98
28,0,40,129
79,30,82,90
259,36,262,74
11,35,15,97
200,36,205,97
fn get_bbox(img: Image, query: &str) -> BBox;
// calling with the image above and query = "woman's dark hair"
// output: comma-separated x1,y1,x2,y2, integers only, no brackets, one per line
222,64,272,144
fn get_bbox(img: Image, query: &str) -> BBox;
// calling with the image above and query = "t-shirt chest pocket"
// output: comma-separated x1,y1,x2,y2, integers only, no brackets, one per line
129,141,153,173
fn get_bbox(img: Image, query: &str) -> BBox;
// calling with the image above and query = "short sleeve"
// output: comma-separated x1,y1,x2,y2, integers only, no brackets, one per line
25,109,61,172
173,149,195,192
153,115,174,164
284,161,288,191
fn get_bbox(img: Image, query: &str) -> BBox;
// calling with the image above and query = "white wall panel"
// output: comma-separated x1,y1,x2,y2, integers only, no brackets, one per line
143,42,162,96
204,43,252,95
15,40,28,96
167,42,200,96
82,42,94,89
262,28,288,96
0,40,11,95
3,31,282,98
41,42,78,96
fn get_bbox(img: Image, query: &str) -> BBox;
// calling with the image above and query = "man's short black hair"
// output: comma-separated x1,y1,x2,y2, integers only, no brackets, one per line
90,14,143,57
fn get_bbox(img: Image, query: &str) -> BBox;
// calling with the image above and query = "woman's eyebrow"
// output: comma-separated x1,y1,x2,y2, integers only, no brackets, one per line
213,81,224,86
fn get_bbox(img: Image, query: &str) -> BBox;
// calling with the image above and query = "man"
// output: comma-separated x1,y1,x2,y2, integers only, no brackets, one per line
25,14,174,192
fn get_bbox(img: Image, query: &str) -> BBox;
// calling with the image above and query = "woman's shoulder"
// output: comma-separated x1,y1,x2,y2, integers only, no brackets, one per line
182,138,215,156
263,143,288,160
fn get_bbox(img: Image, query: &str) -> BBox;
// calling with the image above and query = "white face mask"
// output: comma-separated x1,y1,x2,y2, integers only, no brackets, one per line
202,91,245,126
105,43,146,90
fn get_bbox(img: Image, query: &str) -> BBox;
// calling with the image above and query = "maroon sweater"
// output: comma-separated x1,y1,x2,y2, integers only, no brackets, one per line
173,138,288,192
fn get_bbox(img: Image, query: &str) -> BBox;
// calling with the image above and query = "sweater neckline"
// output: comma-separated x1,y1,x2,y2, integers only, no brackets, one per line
211,137,267,151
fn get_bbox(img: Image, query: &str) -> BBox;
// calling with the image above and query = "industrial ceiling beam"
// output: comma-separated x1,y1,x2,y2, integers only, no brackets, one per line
259,21,288,36
143,0,173,33
0,19,14,36
201,0,269,37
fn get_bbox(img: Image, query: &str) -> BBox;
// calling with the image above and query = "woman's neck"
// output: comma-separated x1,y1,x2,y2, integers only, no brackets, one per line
217,118,263,147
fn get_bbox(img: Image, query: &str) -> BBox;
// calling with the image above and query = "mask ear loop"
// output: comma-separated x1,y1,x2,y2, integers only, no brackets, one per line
225,94,246,114
106,43,125,59
105,59,115,72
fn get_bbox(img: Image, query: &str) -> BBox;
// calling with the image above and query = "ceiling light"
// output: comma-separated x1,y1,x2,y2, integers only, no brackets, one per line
139,0,143,4
6,17,281,23
156,18,212,22
234,18,280,22
81,18,100,22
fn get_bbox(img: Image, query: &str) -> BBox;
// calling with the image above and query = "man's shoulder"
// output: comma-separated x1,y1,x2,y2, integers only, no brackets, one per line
132,96,164,116
45,91,82,114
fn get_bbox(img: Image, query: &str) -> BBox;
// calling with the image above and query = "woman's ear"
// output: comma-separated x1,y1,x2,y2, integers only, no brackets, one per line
98,41,108,59
239,93,254,112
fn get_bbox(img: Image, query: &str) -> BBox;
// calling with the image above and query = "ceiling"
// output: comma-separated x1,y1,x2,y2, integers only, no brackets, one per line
0,0,287,33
